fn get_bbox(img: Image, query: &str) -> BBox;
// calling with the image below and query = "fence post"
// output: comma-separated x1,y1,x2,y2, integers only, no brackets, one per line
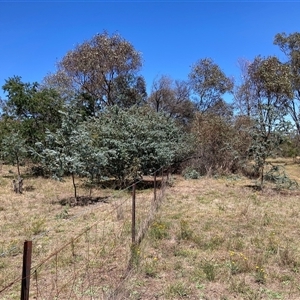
154,171,157,202
131,183,136,245
20,240,32,300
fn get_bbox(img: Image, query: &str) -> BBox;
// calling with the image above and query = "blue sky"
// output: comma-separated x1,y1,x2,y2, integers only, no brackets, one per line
1,1,300,100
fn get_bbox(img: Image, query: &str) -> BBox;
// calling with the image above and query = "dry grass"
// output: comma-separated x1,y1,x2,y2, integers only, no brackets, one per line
1,160,300,299
0,164,156,299
115,162,300,299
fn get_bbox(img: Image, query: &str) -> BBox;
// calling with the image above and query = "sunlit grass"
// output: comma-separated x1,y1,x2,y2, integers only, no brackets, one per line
1,159,300,299
125,158,300,299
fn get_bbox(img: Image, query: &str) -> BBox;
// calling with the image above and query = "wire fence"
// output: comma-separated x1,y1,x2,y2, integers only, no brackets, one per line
0,167,169,300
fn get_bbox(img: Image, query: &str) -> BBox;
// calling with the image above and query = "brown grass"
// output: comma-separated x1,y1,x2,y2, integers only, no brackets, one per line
114,161,300,299
1,160,300,299
0,165,156,299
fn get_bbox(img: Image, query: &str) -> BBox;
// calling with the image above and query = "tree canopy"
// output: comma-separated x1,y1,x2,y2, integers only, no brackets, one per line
148,75,195,127
274,32,300,135
1,76,64,146
188,58,234,112
2,30,300,189
86,105,191,185
45,32,143,115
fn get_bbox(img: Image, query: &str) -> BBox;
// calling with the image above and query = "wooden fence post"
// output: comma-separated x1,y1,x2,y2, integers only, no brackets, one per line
20,240,32,300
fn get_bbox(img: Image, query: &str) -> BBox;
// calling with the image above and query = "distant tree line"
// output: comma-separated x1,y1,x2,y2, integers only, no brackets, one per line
1,31,300,190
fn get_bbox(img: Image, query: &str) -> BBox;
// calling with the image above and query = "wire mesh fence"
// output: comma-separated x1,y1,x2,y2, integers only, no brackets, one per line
0,167,169,299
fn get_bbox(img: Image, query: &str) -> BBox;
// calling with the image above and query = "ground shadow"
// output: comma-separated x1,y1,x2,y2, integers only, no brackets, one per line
88,178,163,190
244,184,262,191
244,184,300,195
24,185,35,192
58,196,110,207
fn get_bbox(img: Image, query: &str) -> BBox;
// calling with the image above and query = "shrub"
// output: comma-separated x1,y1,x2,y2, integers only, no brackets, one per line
182,167,200,179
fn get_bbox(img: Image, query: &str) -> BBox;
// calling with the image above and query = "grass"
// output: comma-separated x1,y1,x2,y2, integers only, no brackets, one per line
0,164,155,299
119,158,300,299
1,158,300,299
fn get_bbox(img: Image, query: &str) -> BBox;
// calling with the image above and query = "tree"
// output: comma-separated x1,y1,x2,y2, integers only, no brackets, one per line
190,112,238,176
234,58,257,117
246,56,293,187
206,99,234,123
86,106,190,187
1,132,27,176
148,75,195,127
274,32,300,136
188,58,233,112
34,109,108,199
110,74,147,108
248,56,292,103
1,76,64,146
46,31,143,114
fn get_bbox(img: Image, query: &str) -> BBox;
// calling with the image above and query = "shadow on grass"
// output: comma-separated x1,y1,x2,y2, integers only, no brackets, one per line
244,184,300,195
244,184,263,191
85,178,163,190
57,196,110,207
23,185,35,192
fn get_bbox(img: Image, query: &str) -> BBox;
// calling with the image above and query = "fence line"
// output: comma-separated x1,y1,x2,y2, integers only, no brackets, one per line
107,169,169,299
0,167,162,259
30,194,133,299
0,166,170,299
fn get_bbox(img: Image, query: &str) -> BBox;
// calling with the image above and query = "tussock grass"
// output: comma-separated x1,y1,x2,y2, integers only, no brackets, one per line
116,161,300,299
1,160,300,299
0,164,155,299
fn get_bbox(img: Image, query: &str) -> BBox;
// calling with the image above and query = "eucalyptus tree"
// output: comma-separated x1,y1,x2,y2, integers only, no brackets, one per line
246,56,293,187
110,74,147,108
1,132,27,176
274,32,300,136
234,58,257,117
45,31,143,115
191,111,238,176
148,75,195,127
1,76,64,146
34,109,109,199
87,105,191,187
188,58,233,112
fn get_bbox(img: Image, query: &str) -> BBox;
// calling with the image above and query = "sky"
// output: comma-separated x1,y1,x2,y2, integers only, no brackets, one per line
1,1,300,101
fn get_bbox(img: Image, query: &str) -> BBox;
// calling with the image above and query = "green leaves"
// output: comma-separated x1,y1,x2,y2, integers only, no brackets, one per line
248,56,293,101
1,131,27,176
36,109,107,179
1,76,64,147
189,58,233,112
247,106,292,188
86,106,189,185
274,32,300,135
34,105,189,189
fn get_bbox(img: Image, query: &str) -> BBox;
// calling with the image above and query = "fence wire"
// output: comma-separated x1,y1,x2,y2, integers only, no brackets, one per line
0,167,169,299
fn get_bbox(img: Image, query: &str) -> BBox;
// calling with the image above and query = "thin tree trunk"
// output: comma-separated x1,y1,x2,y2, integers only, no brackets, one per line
260,165,264,189
72,173,77,200
16,154,21,176
89,173,94,197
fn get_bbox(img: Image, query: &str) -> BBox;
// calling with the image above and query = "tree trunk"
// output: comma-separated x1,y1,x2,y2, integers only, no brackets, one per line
16,154,21,176
260,165,264,189
71,173,77,201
